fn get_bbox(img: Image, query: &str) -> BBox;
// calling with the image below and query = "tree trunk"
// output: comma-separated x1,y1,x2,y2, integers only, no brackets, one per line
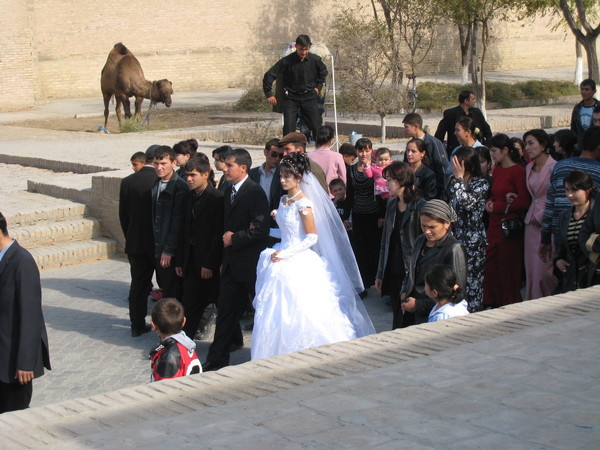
575,40,583,85
480,20,488,117
458,22,472,85
582,36,599,82
470,21,479,93
381,114,387,144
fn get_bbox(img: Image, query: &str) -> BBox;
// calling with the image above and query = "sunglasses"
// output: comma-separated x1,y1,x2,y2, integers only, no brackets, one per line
270,151,284,159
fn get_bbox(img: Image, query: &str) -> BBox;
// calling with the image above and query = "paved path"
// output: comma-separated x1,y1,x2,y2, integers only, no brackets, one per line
1,288,598,448
32,257,392,408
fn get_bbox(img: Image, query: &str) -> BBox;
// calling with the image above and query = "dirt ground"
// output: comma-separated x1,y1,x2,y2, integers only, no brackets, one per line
9,106,245,134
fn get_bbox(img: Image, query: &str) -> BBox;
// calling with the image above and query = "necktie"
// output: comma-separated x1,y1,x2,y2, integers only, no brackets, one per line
231,186,237,204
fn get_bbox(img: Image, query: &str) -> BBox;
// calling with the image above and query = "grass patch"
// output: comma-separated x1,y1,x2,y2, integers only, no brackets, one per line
416,80,578,111
119,117,145,133
233,88,272,112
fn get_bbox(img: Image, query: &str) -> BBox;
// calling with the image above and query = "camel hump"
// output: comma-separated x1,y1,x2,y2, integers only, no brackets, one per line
113,42,130,56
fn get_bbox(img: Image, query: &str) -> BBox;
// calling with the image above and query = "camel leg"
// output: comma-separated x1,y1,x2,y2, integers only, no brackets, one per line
102,91,112,128
123,97,132,119
134,96,144,119
115,96,125,126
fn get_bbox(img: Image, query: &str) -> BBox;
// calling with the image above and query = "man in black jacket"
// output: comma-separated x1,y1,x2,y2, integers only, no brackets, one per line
175,154,224,339
203,149,270,371
435,90,492,154
151,146,189,300
119,146,159,337
263,34,328,138
571,79,599,151
0,212,50,412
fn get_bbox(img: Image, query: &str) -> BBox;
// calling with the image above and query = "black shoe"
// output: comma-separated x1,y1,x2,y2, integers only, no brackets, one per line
202,361,226,372
229,342,244,352
195,312,217,341
359,289,368,299
131,324,152,337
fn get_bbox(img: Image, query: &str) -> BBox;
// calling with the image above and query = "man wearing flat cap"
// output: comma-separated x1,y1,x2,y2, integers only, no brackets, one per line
278,132,329,192
263,34,328,139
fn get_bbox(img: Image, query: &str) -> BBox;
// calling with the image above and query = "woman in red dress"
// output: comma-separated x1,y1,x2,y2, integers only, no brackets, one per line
483,134,531,307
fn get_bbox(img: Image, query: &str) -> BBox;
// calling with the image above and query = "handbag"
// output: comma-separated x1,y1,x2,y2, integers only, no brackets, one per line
501,204,524,239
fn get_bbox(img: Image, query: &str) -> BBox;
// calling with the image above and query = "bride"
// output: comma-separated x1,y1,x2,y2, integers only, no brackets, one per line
251,152,375,360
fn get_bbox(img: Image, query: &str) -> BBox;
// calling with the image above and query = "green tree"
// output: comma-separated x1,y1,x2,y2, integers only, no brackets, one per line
517,0,599,81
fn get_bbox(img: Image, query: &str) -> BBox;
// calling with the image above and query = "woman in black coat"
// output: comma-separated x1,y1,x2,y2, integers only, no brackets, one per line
375,162,426,329
400,200,467,326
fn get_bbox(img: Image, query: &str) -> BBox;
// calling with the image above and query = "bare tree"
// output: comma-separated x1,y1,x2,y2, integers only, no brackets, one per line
331,7,408,142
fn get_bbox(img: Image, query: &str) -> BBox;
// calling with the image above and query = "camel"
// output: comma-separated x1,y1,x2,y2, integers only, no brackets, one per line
101,43,173,128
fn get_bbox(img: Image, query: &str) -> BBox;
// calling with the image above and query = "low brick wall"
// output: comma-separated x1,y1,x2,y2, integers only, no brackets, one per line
91,173,125,252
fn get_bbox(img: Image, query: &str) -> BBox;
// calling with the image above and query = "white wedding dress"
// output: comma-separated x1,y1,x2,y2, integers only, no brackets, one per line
251,193,375,361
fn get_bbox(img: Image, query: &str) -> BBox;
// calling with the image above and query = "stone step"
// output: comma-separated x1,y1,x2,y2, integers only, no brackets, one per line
2,192,89,227
27,173,97,204
28,238,117,269
11,217,101,249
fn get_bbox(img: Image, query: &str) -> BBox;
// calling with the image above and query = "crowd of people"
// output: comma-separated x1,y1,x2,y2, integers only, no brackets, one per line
118,72,600,383
2,35,600,413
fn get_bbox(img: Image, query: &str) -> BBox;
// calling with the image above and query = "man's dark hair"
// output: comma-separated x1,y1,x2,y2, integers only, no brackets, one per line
296,34,312,47
582,125,600,153
458,90,474,104
185,153,211,174
173,139,198,156
130,151,147,164
0,212,8,236
265,138,280,150
212,145,233,160
402,113,423,129
581,79,597,91
230,148,252,172
153,145,176,162
594,104,600,114
151,298,184,336
316,125,334,147
338,143,356,157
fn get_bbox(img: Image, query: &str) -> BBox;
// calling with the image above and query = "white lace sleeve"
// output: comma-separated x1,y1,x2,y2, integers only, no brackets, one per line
276,234,317,259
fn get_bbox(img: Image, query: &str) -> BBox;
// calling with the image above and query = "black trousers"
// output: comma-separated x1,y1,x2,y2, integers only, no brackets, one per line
206,270,251,367
0,381,32,414
283,91,321,138
181,252,219,339
155,256,182,300
127,253,154,330
352,212,382,289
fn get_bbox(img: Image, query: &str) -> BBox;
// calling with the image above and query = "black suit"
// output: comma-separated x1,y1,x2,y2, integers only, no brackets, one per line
434,105,492,155
176,184,224,338
249,165,283,214
119,165,157,331
206,176,270,367
0,241,50,412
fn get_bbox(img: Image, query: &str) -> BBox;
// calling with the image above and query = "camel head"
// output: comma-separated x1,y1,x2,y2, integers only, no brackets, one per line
151,79,173,107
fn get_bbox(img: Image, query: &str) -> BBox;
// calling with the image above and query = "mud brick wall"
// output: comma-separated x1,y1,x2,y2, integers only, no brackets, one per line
1,0,577,111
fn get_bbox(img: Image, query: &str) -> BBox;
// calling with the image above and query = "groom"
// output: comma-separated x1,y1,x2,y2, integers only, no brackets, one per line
203,148,270,371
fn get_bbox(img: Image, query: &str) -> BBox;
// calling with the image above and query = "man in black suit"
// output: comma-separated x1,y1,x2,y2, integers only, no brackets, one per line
119,146,159,337
249,138,284,215
175,154,224,339
434,90,492,155
0,212,51,413
203,148,270,371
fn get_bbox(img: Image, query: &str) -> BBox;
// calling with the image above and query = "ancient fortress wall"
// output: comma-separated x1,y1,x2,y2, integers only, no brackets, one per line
0,0,577,111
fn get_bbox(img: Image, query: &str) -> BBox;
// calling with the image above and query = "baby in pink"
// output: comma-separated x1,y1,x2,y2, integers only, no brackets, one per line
363,147,392,199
